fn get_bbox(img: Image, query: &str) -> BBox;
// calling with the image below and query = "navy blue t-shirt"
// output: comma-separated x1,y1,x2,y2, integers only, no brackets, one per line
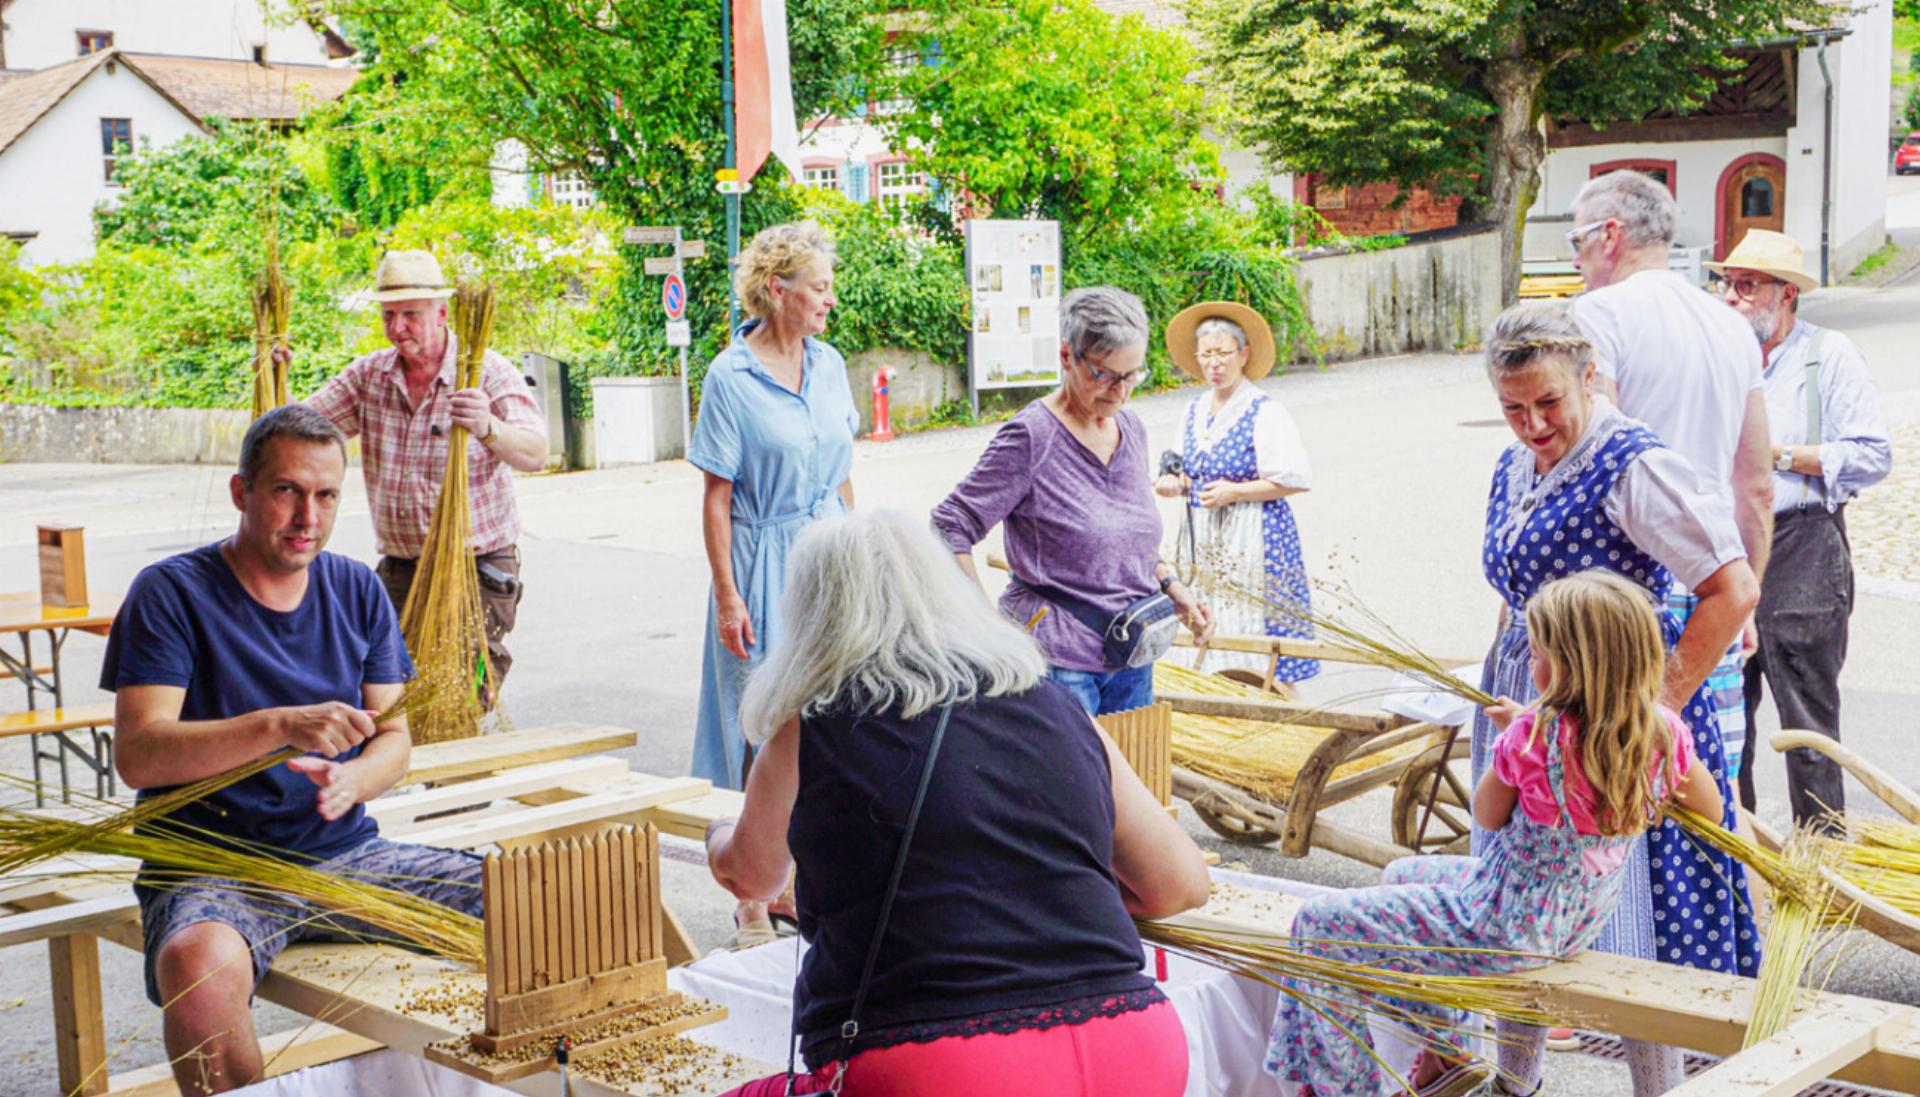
100,542,412,862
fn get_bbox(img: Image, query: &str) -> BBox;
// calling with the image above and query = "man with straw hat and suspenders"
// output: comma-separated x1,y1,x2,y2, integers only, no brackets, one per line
102,405,485,1094
281,250,548,699
1711,229,1892,835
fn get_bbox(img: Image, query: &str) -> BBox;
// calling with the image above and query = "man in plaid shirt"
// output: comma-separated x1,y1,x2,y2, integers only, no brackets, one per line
290,251,548,692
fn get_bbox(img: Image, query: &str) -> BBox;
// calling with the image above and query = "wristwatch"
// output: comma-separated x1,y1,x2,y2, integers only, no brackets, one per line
1158,573,1176,594
1774,448,1794,473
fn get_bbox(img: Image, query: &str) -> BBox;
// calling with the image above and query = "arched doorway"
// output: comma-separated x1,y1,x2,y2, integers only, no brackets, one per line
1714,153,1787,259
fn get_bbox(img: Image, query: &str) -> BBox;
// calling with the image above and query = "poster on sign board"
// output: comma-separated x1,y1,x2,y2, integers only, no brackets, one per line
964,219,1061,407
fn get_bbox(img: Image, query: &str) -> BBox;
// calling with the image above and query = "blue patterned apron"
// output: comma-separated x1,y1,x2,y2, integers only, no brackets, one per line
1470,411,1759,979
1181,390,1318,683
1267,714,1633,1097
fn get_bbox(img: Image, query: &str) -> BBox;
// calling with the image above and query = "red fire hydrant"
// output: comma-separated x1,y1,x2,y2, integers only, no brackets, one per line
870,365,896,442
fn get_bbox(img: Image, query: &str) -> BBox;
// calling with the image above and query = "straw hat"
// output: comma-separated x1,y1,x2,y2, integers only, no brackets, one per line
1703,229,1818,292
369,250,455,303
1165,301,1278,381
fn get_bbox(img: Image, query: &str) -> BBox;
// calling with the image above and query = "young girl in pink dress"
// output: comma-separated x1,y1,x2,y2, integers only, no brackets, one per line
1266,570,1726,1097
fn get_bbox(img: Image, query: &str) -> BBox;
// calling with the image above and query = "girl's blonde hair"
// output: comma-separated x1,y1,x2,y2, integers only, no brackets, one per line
1524,570,1675,837
734,220,835,320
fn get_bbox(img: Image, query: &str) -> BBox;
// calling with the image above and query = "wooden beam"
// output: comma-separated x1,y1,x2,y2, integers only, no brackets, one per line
0,895,136,949
1663,1006,1899,1097
643,789,746,841
103,1025,382,1097
50,933,108,1097
368,757,631,825
1770,729,1920,823
1158,691,1406,733
1546,112,1790,148
399,779,710,848
1174,634,1478,670
400,724,639,787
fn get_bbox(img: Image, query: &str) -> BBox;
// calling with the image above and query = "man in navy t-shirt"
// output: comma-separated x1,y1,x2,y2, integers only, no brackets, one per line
101,405,483,1094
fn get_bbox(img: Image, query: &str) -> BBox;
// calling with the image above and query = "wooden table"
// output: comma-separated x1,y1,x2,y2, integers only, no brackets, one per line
0,593,124,804
0,724,767,1097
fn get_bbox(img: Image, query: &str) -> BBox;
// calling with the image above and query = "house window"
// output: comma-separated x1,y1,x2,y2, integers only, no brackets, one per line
1741,178,1775,218
100,118,132,183
875,160,926,208
804,165,841,193
252,44,268,64
1589,159,1678,196
547,171,596,209
77,31,114,55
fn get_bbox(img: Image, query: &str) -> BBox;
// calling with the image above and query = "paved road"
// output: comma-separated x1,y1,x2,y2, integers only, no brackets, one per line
2,226,1918,1094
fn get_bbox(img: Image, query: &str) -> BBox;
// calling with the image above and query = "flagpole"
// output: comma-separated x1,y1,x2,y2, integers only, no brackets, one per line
721,0,741,333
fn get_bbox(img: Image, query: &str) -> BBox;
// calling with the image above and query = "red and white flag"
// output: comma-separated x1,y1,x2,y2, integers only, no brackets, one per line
733,0,802,184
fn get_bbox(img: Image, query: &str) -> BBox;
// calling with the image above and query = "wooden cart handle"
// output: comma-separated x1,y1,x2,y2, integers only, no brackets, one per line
1770,729,1920,825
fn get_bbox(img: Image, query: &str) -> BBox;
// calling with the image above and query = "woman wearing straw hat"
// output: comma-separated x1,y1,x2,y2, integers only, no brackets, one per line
1154,302,1317,692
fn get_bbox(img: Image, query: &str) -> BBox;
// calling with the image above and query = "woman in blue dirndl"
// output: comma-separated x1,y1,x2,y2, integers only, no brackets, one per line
1154,302,1317,690
688,222,858,944
1469,303,1761,1096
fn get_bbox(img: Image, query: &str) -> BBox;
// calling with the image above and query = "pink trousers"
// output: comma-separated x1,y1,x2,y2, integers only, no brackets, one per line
719,1000,1188,1097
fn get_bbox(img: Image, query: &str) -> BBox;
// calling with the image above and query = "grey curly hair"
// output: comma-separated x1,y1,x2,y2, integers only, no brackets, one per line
1484,301,1595,379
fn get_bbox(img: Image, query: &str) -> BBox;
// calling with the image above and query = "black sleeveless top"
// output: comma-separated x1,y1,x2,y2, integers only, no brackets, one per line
790,679,1160,1067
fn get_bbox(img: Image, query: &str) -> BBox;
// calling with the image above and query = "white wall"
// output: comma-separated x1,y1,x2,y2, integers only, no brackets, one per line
0,61,203,263
2,0,331,69
1828,0,1892,275
1529,136,1790,257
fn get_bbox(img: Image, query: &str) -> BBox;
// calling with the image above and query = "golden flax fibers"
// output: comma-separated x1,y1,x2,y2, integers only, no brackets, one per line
399,282,497,743
249,236,291,418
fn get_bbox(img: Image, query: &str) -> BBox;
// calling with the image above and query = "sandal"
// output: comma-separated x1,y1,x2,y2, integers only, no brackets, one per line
1400,1052,1491,1097
727,914,779,950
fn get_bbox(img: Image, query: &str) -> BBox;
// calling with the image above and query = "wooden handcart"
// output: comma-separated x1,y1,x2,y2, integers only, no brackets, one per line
1158,634,1477,868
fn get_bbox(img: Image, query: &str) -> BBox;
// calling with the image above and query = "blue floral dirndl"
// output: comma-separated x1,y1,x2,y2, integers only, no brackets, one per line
1469,412,1759,978
1180,391,1318,683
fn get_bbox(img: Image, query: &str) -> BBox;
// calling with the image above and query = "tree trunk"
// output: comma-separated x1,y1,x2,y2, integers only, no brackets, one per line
1482,50,1547,308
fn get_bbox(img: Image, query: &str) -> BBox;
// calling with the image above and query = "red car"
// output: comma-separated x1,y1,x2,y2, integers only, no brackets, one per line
1897,132,1920,174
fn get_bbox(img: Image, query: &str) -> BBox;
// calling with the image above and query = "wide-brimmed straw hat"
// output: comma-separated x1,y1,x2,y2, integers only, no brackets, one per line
1703,229,1818,292
1165,301,1278,381
369,250,455,303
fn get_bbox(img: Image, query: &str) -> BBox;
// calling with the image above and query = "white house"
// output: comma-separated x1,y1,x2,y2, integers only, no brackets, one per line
0,48,355,263
0,0,348,70
1524,0,1892,281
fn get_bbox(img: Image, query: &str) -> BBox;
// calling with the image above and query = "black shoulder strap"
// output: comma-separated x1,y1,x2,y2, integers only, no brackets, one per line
786,703,954,1092
1008,573,1112,638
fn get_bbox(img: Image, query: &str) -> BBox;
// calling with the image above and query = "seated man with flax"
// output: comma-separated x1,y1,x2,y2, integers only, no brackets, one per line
103,405,483,1094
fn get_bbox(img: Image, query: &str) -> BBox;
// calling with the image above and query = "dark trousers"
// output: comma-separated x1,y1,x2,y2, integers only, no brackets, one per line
1740,506,1851,832
377,547,524,686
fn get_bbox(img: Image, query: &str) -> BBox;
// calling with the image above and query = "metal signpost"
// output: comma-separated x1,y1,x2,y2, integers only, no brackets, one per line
622,224,705,455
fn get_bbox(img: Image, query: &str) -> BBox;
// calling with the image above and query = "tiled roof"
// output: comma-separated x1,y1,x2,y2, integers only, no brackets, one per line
0,50,113,158
121,53,357,122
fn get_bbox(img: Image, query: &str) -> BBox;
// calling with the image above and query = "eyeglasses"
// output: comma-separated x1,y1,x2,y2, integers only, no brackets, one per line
1078,353,1146,390
1564,220,1611,252
1195,350,1242,365
1719,274,1782,299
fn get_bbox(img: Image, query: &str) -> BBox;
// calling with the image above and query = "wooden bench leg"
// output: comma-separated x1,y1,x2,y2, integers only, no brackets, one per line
660,900,697,967
50,932,109,1097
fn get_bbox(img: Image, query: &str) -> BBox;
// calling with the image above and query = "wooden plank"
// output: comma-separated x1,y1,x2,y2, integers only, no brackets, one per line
660,899,696,968
509,848,528,996
484,855,504,1004
584,832,603,977
607,830,626,972
532,843,552,988
643,789,746,840
401,780,711,849
619,827,638,966
1157,690,1406,733
648,826,663,961
556,840,575,984
400,724,639,787
1664,1006,1898,1097
368,757,630,825
103,1025,382,1097
570,837,589,982
50,933,108,1096
1173,632,1478,670
475,958,670,1048
0,895,135,949
435,997,724,1084
0,701,116,739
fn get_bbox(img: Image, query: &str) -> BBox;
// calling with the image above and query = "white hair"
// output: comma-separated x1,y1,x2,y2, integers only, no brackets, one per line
1194,317,1248,350
1572,171,1677,249
736,510,1048,743
1060,286,1150,360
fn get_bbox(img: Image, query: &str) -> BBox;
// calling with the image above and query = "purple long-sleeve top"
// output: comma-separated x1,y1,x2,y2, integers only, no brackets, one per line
931,401,1163,672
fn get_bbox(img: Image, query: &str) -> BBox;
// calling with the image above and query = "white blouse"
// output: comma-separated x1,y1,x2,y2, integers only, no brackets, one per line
1184,381,1313,490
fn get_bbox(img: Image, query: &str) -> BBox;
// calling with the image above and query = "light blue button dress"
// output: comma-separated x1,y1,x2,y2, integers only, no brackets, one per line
687,322,859,789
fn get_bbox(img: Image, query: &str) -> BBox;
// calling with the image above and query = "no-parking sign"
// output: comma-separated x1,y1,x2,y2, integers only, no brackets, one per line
662,273,686,320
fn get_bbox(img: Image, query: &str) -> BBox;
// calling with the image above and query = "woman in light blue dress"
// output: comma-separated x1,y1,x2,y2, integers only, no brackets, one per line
687,222,858,936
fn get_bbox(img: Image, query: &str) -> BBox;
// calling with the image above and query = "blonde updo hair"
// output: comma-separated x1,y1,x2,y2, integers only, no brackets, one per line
734,220,836,320
1484,300,1594,381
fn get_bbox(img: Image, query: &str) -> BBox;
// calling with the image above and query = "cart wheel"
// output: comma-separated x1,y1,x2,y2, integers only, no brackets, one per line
1191,799,1283,846
1392,745,1475,855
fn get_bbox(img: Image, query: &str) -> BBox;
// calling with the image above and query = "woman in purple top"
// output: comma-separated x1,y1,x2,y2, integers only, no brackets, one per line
932,286,1214,715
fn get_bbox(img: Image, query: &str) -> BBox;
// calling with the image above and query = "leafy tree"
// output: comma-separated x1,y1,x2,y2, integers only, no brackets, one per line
1193,0,1824,300
883,0,1222,242
321,0,885,373
93,120,340,253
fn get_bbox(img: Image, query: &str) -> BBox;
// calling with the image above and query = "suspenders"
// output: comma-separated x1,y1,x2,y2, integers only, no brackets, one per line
1797,331,1827,510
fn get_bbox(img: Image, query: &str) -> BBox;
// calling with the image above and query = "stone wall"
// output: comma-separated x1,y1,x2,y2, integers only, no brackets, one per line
1293,225,1502,362
1294,174,1465,237
0,404,252,464
842,347,966,436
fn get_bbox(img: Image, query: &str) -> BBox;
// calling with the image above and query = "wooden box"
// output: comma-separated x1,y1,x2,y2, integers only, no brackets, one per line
37,525,86,607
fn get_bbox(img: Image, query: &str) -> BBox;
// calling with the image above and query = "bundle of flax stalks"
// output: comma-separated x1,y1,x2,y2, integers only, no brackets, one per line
1838,818,1920,918
1669,808,1852,1047
250,236,291,418
1154,661,1427,801
399,281,498,744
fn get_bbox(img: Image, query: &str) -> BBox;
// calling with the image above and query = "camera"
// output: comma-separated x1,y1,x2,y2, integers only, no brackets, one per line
1157,450,1185,478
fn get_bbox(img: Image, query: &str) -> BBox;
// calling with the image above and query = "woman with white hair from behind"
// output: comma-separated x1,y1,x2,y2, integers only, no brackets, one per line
705,509,1210,1097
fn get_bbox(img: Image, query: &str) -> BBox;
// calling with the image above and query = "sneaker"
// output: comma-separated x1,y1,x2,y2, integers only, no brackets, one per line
1545,1026,1581,1051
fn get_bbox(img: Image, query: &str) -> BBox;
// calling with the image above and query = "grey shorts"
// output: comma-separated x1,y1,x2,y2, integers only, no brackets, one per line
136,836,484,1007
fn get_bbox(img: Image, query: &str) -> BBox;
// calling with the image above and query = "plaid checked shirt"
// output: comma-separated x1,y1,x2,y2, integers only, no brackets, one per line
307,337,546,559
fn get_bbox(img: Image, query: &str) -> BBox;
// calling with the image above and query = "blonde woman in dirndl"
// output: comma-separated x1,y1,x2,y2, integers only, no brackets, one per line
1154,302,1317,694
